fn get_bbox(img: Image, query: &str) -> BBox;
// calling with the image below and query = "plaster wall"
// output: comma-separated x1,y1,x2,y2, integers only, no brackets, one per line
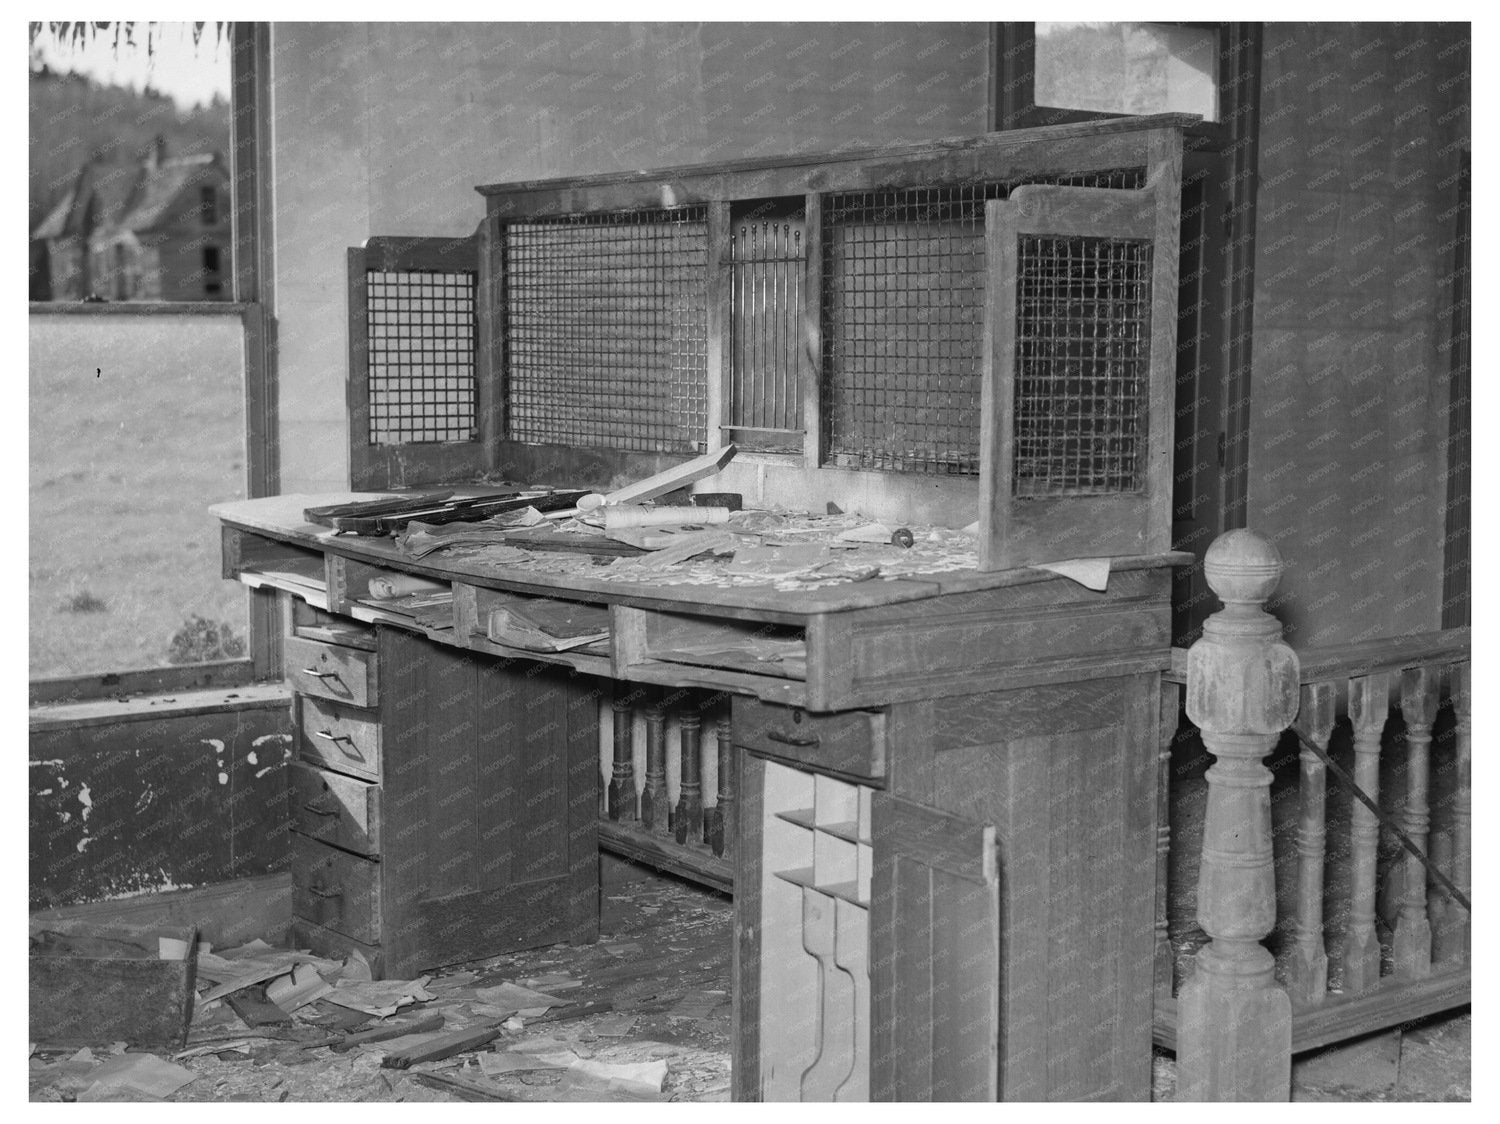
1248,22,1468,645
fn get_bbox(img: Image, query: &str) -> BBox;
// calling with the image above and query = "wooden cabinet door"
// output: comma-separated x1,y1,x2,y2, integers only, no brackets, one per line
377,628,598,976
869,793,1000,1102
347,232,495,489
980,156,1181,570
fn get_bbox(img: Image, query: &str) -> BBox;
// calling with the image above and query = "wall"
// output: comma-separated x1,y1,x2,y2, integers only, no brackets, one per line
267,21,992,494
1248,23,1468,646
29,690,292,909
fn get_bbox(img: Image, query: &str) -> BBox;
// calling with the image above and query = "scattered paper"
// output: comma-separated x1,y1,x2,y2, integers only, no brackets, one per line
836,522,893,544
266,962,332,1012
601,941,644,958
342,949,374,983
1030,557,1111,591
76,1053,196,1102
478,1048,578,1076
590,1014,637,1038
157,936,192,961
519,972,581,991
560,1057,667,1097
471,983,566,1019
324,975,435,1017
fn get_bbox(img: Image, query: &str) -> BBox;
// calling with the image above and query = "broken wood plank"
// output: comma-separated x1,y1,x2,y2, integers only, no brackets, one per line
580,445,737,510
380,1023,501,1069
299,1011,447,1053
406,1071,523,1101
225,988,291,1027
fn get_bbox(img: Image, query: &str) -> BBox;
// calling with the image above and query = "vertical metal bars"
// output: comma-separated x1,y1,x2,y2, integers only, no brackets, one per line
503,207,708,453
367,269,478,444
1011,234,1152,495
729,218,806,449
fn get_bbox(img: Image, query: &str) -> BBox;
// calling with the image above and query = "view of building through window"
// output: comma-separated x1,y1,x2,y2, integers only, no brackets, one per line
29,23,247,681
29,22,233,302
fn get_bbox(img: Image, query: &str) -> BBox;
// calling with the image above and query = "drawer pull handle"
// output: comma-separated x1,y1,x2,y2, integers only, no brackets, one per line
303,799,340,817
308,882,342,898
302,668,338,679
314,729,350,744
767,730,820,748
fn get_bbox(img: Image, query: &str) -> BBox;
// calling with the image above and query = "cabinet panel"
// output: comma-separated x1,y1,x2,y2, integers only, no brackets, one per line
376,629,600,975
733,699,885,783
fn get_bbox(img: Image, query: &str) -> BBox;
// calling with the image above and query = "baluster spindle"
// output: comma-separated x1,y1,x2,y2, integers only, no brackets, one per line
1154,681,1178,1003
1178,531,1296,1101
1394,666,1439,978
708,715,735,858
1344,672,1392,995
675,711,703,846
641,699,669,835
1433,663,1470,962
1288,681,1335,1007
608,694,638,821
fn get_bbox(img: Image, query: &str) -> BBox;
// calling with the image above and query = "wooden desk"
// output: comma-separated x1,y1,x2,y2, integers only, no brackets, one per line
216,493,1183,1101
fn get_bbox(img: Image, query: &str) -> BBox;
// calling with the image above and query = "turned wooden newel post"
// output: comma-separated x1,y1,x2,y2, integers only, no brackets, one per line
1178,530,1298,1101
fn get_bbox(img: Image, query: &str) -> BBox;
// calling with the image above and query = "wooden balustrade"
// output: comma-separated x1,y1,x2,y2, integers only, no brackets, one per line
595,688,734,891
1159,529,1471,1096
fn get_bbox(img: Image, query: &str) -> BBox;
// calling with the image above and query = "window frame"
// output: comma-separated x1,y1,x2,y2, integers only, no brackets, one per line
27,21,279,702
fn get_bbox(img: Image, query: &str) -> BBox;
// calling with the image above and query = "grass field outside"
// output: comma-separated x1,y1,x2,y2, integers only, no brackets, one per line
29,312,249,679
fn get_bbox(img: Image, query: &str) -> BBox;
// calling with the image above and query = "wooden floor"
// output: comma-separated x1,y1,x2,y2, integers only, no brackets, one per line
29,858,733,1103
28,856,1467,1102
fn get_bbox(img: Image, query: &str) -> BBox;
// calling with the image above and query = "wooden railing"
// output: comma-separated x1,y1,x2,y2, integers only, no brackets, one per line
1157,530,1471,1099
596,686,735,891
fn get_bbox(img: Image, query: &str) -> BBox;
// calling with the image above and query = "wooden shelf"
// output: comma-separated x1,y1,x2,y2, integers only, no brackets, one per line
774,808,817,831
818,819,870,846
772,868,869,909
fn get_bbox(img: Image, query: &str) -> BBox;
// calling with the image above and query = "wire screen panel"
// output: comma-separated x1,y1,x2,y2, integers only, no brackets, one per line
1012,234,1153,496
729,218,805,451
367,268,478,444
504,207,709,453
821,170,1144,475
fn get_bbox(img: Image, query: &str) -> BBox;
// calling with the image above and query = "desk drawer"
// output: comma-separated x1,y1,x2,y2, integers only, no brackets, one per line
733,699,886,783
286,635,379,708
297,695,381,781
292,834,381,943
290,761,381,855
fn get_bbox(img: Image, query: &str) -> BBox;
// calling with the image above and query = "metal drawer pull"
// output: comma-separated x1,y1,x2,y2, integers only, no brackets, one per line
302,668,338,678
303,799,340,817
767,730,820,747
314,729,351,743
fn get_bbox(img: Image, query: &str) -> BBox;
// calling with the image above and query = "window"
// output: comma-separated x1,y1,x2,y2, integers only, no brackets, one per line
200,184,218,226
29,22,274,696
1033,23,1218,122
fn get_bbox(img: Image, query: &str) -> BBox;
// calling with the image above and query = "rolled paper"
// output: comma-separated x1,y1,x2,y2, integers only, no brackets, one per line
603,505,731,530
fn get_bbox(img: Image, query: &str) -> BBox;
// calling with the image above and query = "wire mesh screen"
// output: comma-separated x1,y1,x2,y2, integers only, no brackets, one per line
504,207,709,452
1012,234,1152,496
821,170,1143,474
367,269,478,444
729,218,805,451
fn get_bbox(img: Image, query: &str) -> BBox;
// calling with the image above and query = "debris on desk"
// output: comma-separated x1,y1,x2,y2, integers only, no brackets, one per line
366,574,446,600
487,599,610,652
76,1052,197,1102
324,976,436,1018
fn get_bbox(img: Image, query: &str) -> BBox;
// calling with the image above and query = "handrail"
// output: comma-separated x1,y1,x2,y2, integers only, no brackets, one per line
1164,626,1469,687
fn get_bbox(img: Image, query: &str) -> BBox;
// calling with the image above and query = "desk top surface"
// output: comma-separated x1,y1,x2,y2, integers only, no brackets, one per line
215,493,1189,622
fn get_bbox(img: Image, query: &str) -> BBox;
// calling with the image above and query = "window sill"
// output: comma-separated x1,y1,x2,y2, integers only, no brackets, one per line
29,301,252,317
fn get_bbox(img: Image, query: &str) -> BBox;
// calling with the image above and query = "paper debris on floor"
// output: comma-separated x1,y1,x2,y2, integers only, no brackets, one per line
76,1053,197,1102
589,1014,637,1037
266,963,333,1012
472,982,566,1017
324,976,435,1017
558,1057,668,1097
478,1047,579,1076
